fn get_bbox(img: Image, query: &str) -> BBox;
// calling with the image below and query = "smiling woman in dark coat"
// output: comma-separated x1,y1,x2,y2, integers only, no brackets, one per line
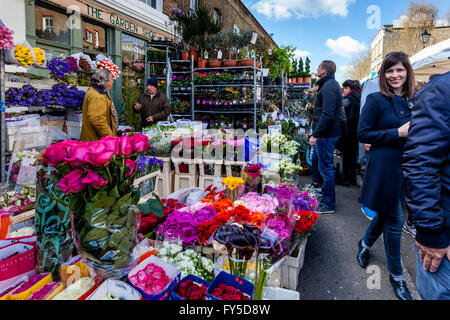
356,52,415,300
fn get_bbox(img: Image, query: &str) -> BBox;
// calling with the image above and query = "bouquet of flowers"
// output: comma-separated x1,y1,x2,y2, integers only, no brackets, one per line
47,57,71,79
241,163,264,193
40,134,152,276
0,23,14,50
14,45,34,67
0,187,35,216
79,57,93,73
96,58,121,79
64,56,79,73
33,48,46,67
157,242,214,282
276,158,302,183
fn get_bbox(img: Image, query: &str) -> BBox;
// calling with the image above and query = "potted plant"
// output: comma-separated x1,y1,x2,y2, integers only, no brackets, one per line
206,33,223,68
269,46,292,85
221,32,239,67
303,57,312,83
297,57,304,83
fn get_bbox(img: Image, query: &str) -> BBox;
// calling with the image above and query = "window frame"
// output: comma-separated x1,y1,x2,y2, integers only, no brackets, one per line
42,15,54,33
85,28,93,44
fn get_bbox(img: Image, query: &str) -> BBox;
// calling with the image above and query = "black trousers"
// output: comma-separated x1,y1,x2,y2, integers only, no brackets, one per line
342,136,358,184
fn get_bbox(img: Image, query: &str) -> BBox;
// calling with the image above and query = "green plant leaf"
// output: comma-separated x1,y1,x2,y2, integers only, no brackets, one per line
109,186,120,199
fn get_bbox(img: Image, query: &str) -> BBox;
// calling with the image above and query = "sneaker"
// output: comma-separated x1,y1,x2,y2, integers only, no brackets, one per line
361,206,377,221
317,204,335,214
402,221,417,238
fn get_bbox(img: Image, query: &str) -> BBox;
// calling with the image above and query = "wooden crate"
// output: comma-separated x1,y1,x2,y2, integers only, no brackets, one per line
280,236,308,290
41,120,66,132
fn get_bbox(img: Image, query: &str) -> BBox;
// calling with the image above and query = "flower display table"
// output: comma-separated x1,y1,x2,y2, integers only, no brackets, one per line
156,157,174,198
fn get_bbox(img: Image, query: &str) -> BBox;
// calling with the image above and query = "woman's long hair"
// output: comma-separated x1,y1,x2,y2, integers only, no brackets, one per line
343,80,362,95
379,52,415,99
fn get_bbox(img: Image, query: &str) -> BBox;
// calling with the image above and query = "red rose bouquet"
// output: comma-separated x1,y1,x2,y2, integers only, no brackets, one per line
176,279,208,300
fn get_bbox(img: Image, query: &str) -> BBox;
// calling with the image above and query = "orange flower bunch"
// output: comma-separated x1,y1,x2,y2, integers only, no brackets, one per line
247,211,268,228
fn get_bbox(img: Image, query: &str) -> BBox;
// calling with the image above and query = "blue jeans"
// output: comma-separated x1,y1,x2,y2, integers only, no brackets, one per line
316,136,340,209
311,146,323,185
362,202,404,277
414,244,450,300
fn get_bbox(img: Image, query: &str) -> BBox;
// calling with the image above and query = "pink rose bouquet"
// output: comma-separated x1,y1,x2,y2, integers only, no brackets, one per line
40,134,158,275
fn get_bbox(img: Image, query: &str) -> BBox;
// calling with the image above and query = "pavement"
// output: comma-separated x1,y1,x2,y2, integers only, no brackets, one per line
296,175,421,300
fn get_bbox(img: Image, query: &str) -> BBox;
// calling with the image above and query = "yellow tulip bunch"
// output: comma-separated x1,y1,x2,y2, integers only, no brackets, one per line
33,48,45,66
14,45,34,67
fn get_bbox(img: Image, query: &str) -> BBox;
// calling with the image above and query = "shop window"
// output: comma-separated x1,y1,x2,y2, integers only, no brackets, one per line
35,2,70,45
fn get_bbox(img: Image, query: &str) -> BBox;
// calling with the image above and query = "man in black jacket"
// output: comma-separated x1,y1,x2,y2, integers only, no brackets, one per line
403,71,450,300
309,61,342,213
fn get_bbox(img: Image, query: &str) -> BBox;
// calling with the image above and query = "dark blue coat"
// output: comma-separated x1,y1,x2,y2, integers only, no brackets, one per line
312,74,342,138
403,72,450,249
357,92,412,214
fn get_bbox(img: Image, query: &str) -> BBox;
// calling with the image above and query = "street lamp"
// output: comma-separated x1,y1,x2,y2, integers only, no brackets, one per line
419,29,431,48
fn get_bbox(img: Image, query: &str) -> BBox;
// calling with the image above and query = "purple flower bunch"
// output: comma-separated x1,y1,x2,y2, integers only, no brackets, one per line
47,57,71,79
265,214,292,242
299,191,320,211
64,56,79,73
5,84,85,109
137,156,164,176
170,8,184,19
0,23,14,50
158,206,217,246
264,184,298,211
5,84,37,107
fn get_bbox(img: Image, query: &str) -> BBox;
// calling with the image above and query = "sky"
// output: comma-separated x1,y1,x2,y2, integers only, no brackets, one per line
241,0,449,83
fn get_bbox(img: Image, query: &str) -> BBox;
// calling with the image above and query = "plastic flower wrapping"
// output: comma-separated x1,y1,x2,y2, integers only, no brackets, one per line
0,23,14,50
52,277,95,300
0,186,35,216
32,48,45,67
28,282,61,300
40,134,157,277
96,58,121,79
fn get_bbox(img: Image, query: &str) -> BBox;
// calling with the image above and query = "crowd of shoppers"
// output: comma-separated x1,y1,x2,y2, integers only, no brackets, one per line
308,53,449,300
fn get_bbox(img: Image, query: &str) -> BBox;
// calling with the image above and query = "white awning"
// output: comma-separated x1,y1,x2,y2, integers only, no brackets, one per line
410,39,450,82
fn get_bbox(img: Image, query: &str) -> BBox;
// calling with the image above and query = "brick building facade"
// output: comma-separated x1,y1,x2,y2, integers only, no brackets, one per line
163,0,277,50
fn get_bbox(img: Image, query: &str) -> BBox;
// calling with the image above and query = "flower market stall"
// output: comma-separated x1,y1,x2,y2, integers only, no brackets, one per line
0,21,322,301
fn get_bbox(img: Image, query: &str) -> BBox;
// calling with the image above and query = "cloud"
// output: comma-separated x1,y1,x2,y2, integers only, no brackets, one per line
252,0,356,20
294,49,311,58
325,36,367,57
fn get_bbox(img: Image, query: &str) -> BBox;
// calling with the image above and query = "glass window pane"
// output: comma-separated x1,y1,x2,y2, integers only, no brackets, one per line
82,18,107,53
35,3,70,45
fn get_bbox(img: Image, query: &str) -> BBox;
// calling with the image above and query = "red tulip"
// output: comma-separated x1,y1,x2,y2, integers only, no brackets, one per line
131,133,150,153
57,169,87,194
81,169,108,188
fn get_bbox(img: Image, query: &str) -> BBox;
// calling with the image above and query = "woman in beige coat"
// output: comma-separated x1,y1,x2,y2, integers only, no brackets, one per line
80,68,118,141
